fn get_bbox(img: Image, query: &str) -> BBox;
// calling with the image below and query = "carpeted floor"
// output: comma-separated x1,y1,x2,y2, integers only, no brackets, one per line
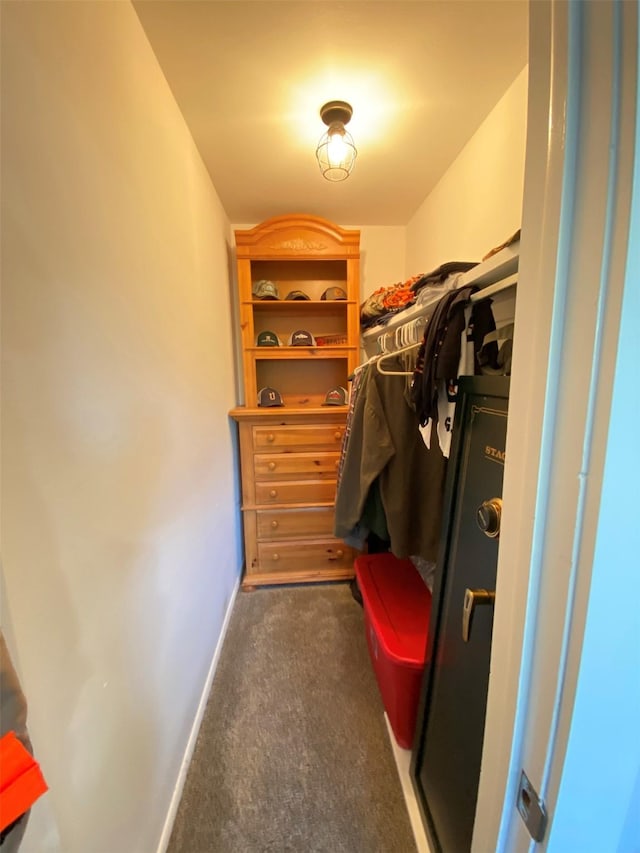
168,583,417,853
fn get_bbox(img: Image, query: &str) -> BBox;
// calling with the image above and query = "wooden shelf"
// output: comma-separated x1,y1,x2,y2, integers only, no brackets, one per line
241,566,354,590
230,405,348,420
230,214,359,589
245,300,357,308
250,346,356,359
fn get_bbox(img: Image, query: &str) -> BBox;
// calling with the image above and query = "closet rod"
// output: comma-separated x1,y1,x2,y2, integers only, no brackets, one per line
470,273,518,302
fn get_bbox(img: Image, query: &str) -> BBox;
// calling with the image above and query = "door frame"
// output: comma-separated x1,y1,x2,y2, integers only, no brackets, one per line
472,2,638,851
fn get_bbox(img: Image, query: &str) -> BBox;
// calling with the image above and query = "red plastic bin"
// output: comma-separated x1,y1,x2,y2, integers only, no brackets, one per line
355,553,432,749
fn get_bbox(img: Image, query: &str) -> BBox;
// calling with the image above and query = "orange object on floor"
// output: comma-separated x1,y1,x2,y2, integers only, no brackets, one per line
0,731,48,832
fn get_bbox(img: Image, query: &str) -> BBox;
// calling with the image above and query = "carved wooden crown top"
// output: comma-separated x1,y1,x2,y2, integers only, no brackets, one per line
235,214,359,259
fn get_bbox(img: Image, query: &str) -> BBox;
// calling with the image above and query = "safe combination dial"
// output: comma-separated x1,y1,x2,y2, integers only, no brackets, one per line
476,498,502,539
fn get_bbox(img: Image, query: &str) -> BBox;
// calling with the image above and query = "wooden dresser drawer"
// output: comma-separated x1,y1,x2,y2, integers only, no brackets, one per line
253,424,345,452
257,507,335,541
255,479,337,505
231,410,354,589
254,451,340,481
256,540,355,576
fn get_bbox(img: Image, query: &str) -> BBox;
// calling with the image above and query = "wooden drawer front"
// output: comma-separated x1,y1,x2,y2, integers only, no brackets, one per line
254,451,339,481
257,507,335,541
256,540,355,576
253,424,345,452
255,479,337,505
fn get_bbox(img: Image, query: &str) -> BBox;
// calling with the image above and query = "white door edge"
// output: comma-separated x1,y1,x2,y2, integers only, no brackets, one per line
472,2,638,851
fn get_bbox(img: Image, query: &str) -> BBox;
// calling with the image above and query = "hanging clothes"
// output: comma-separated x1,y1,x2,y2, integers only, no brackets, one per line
411,288,498,450
334,355,447,562
411,286,474,426
336,364,367,493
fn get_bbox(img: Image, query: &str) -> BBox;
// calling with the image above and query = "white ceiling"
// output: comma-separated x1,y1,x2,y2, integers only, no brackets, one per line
134,1,528,226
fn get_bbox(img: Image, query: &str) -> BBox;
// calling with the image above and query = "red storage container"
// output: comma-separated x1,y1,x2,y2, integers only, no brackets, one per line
355,553,432,749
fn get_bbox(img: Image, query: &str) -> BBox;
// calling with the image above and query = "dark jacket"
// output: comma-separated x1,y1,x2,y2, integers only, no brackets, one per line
335,360,448,561
411,288,497,426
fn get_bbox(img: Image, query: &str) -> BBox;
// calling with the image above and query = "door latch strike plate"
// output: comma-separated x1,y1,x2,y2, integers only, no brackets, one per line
517,770,547,842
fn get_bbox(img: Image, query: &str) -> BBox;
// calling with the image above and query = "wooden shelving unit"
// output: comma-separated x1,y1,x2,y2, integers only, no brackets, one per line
230,214,360,589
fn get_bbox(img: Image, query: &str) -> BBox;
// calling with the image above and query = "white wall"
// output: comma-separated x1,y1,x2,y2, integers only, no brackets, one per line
405,66,528,276
1,3,242,851
357,226,406,300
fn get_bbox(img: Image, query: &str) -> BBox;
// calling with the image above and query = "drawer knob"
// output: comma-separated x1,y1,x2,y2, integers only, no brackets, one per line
271,520,279,529
268,461,276,471
272,553,280,562
267,433,275,443
336,549,344,559
334,460,339,469
334,431,342,441
269,489,278,498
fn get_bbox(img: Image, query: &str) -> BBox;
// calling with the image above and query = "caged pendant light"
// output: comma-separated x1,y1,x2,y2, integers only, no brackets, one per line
315,100,357,182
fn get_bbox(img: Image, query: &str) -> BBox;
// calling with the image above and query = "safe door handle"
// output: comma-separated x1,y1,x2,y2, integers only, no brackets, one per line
462,588,496,643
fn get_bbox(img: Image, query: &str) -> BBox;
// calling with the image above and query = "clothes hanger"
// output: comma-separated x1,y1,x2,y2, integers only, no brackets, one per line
374,312,426,375
348,351,380,381
376,341,421,375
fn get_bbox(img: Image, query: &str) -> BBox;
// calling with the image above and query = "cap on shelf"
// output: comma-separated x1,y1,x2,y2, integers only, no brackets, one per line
322,386,349,406
288,329,317,346
253,280,279,300
285,290,311,300
257,387,284,407
321,286,347,300
256,330,282,347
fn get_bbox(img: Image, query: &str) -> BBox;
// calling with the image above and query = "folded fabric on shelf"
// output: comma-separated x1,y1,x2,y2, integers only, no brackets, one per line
410,260,478,293
360,273,424,324
361,304,411,331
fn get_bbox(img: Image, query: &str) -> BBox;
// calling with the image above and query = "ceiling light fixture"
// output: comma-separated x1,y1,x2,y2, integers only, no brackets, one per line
315,100,357,182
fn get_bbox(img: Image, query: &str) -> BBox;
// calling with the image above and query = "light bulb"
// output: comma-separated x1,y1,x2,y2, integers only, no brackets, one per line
315,103,357,181
327,129,347,166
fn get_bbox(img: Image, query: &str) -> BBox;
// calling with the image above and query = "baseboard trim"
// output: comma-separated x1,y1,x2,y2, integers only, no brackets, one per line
384,713,433,853
156,577,241,853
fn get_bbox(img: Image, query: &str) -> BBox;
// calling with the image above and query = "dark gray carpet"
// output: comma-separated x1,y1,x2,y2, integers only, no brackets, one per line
168,584,417,853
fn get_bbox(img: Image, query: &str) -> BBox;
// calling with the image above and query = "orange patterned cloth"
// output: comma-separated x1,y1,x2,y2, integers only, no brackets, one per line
361,274,423,321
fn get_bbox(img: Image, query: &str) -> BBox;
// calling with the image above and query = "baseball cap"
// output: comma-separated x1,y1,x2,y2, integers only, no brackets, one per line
322,386,349,406
321,286,347,301
253,280,279,300
256,330,282,347
288,329,316,346
285,290,310,301
257,387,284,407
